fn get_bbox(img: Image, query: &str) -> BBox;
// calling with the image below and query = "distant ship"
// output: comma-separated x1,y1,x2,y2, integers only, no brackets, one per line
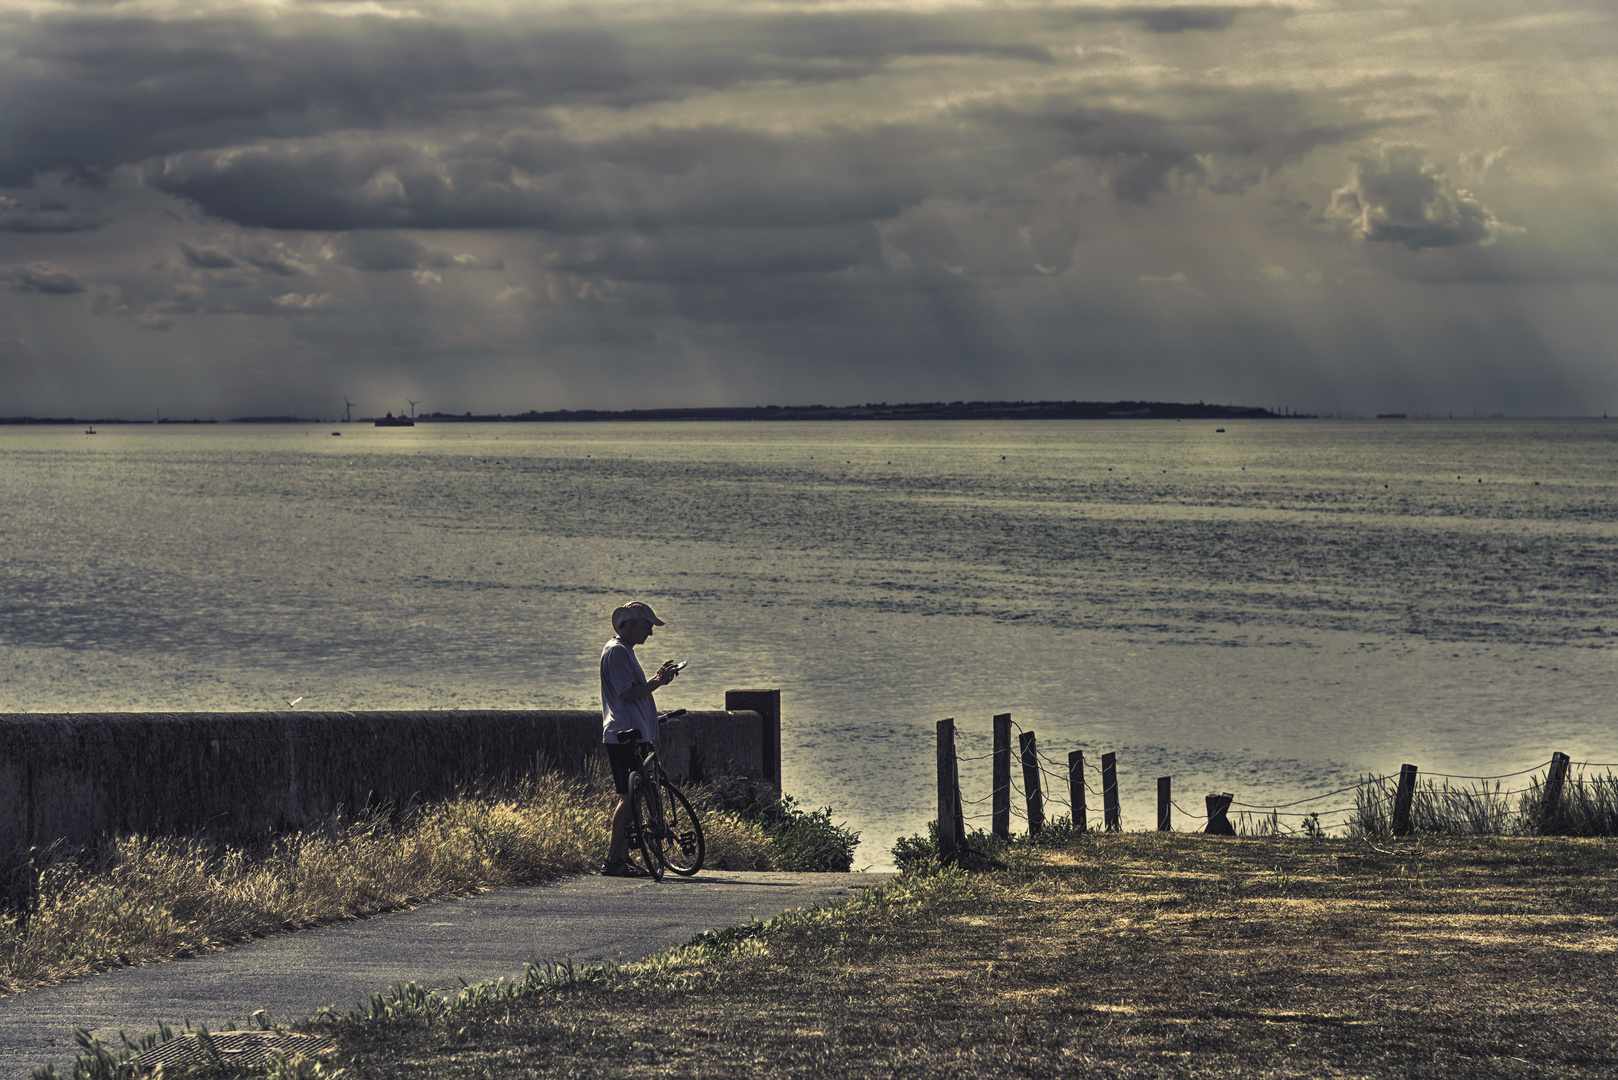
1377,413,1408,419
374,413,415,427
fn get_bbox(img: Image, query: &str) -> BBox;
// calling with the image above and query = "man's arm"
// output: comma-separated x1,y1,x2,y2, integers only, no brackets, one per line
619,661,680,704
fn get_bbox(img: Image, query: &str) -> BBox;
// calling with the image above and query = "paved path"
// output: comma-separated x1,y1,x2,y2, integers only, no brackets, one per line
0,871,893,1079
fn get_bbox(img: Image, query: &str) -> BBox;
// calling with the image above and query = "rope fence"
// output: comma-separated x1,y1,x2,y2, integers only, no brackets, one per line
931,714,1618,862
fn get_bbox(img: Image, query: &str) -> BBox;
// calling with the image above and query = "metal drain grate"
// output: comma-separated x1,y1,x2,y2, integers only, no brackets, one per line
136,1032,338,1072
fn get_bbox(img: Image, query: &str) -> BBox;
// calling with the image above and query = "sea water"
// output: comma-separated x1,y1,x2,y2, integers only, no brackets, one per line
2,419,1616,868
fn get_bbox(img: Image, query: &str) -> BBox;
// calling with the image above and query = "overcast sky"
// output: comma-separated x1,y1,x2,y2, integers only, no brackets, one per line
1,0,1614,418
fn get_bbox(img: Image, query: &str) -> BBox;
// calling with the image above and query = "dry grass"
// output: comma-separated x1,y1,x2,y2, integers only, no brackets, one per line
308,833,1618,1079
0,770,773,994
1351,771,1618,838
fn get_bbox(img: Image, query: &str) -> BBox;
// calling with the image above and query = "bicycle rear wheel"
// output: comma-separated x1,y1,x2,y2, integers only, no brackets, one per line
628,774,664,882
656,779,705,876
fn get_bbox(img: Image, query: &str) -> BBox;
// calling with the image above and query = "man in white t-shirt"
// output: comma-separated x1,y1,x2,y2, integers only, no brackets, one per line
599,600,682,877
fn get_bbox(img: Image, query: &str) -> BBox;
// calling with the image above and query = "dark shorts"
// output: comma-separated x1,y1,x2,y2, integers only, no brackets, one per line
606,740,640,796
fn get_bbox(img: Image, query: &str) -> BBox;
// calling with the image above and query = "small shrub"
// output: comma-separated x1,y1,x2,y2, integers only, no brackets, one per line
1016,814,1079,847
691,779,860,872
762,800,861,872
891,821,1006,873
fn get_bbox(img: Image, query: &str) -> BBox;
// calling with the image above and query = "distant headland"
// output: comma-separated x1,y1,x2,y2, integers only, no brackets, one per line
465,400,1291,422
0,401,1306,425
0,416,221,426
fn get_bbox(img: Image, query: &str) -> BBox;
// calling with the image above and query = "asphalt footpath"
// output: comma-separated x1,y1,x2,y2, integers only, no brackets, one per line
0,870,894,1079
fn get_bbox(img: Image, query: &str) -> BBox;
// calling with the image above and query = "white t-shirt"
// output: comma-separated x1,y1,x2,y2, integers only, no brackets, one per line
600,637,657,744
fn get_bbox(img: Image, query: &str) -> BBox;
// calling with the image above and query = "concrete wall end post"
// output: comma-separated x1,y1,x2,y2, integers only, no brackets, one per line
724,689,781,787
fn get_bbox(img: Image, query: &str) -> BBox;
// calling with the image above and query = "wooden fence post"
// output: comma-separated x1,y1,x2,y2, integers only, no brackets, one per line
1069,750,1087,833
952,735,966,850
992,713,1012,840
1392,763,1419,837
1019,731,1044,835
1102,752,1120,832
937,719,958,865
1205,793,1236,835
1542,752,1571,832
1158,777,1172,832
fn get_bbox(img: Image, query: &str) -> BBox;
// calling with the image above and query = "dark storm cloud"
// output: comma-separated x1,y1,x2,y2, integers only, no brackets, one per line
0,3,1289,187
176,235,313,278
1329,144,1513,250
140,76,1371,238
330,232,428,273
424,249,504,272
235,238,314,277
974,86,1379,204
95,268,338,331
0,14,637,186
180,242,238,270
1,262,87,293
328,232,505,273
0,196,105,233
882,197,1086,278
140,125,919,232
4,0,1333,311
542,224,884,282
1125,6,1249,33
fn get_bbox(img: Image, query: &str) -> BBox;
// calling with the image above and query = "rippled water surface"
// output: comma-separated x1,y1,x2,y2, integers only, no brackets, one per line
3,420,1616,866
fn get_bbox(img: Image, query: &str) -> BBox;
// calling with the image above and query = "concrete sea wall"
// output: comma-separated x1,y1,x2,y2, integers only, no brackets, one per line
0,690,780,855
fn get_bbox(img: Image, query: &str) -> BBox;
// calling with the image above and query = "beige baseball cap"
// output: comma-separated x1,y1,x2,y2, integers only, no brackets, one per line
611,601,665,631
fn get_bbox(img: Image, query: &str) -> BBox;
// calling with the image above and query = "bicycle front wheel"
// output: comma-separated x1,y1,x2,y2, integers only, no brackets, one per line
628,774,664,882
656,779,705,876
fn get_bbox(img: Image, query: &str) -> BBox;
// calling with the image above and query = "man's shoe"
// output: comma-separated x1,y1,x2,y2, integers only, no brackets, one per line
600,859,649,878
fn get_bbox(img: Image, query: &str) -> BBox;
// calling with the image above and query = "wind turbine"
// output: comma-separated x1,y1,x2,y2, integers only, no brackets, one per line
407,399,420,419
342,397,354,423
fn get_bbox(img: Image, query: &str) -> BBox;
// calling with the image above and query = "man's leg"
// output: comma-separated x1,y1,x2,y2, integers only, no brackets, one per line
607,796,632,864
601,741,646,874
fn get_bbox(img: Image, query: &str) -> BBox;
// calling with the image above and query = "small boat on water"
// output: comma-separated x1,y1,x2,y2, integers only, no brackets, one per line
85,425,96,434
374,413,414,427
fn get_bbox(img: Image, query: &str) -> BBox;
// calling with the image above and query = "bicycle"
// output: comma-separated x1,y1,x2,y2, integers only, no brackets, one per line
619,709,706,881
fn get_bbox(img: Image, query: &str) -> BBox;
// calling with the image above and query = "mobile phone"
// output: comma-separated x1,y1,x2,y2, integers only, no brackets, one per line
672,660,689,671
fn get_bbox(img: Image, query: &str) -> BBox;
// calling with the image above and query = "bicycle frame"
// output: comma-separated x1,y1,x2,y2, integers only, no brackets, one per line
625,748,664,881
624,716,706,879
